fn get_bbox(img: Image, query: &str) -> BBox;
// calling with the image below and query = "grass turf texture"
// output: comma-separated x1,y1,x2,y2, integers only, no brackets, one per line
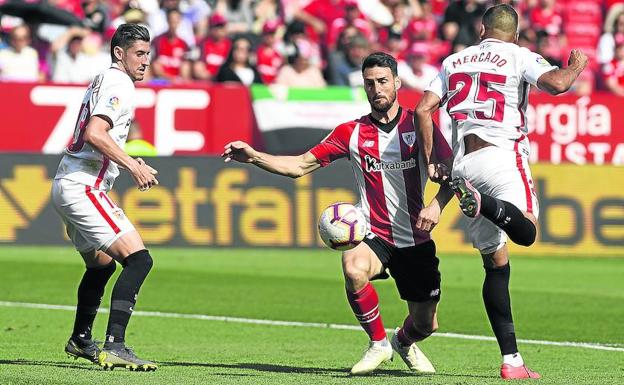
0,246,622,385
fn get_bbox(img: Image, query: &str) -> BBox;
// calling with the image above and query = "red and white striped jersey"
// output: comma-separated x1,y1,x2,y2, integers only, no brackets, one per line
54,64,135,191
427,38,557,157
310,108,452,248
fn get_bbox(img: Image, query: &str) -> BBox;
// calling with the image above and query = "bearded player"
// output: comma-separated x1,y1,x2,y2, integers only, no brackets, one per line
223,52,454,375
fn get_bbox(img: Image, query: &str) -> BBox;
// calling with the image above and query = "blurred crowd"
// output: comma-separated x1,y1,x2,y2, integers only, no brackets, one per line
0,0,622,95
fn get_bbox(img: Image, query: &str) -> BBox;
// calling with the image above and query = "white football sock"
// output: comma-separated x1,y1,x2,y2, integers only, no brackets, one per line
503,352,524,367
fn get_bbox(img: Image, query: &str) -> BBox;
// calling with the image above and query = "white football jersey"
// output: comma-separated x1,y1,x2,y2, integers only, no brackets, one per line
55,63,135,191
427,38,557,158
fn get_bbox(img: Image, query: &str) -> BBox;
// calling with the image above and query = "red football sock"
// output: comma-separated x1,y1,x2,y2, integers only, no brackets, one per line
346,282,386,341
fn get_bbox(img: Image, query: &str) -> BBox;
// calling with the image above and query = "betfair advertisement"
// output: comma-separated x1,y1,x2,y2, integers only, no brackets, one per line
0,155,621,256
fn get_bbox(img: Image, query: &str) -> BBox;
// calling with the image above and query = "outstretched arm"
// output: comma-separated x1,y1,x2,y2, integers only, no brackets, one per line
222,141,321,178
537,49,588,95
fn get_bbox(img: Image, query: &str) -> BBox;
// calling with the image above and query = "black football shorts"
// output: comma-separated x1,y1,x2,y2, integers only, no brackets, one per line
363,234,441,303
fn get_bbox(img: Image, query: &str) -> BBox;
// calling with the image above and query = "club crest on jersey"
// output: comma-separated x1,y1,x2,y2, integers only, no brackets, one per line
112,209,125,220
107,96,120,110
401,132,416,147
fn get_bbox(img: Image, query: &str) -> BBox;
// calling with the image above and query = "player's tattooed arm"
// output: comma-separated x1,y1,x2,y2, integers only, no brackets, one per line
537,49,588,95
415,90,441,178
222,141,321,178
84,115,158,190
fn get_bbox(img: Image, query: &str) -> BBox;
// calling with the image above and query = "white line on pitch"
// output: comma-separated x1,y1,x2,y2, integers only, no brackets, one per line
1,300,622,353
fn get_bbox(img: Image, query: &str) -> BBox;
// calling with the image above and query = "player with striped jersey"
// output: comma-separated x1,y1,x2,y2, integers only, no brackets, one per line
223,52,454,375
415,4,588,380
51,24,159,371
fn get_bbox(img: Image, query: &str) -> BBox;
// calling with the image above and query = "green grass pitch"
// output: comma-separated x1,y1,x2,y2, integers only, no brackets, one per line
0,246,622,385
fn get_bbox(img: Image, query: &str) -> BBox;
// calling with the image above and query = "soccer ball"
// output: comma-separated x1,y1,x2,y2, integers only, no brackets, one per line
318,202,367,251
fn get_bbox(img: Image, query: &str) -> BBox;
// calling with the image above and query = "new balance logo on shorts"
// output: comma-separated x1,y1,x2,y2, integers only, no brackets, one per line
429,289,440,298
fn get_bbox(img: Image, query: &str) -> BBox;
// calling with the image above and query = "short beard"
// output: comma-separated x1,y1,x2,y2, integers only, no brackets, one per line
370,92,396,114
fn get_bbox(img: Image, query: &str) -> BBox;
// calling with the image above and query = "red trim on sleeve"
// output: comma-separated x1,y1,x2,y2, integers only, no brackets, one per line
309,121,357,166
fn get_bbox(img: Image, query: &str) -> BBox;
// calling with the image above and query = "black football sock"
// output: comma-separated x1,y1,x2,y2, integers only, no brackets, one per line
105,249,153,346
72,260,116,341
483,263,518,355
479,194,536,246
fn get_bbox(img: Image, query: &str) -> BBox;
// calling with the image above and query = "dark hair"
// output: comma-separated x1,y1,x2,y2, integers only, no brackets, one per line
482,4,518,35
284,20,305,43
166,8,181,18
223,36,253,68
110,23,150,62
361,52,397,76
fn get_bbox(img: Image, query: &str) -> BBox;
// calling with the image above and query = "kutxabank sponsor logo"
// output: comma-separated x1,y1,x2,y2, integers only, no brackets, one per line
364,155,416,172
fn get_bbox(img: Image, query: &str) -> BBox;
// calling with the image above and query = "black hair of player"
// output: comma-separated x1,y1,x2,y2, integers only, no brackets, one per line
110,23,150,63
362,52,398,77
482,4,519,34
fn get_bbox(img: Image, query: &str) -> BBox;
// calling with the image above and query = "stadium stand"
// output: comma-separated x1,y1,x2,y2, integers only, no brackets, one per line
0,0,616,94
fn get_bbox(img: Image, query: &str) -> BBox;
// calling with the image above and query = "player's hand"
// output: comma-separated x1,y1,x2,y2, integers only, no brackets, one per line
131,158,159,191
416,202,441,232
568,49,588,72
427,163,450,184
222,141,257,163
136,157,158,176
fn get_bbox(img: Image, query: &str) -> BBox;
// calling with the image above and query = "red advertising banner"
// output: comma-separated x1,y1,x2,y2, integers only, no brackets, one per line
523,93,623,165
0,82,254,155
0,81,622,165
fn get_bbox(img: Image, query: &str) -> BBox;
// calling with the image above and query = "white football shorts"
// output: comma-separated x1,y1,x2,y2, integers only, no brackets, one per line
51,178,135,253
452,143,539,254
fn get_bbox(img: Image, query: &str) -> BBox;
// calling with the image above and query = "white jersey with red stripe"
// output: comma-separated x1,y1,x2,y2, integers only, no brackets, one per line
310,108,452,248
54,63,136,191
426,38,557,163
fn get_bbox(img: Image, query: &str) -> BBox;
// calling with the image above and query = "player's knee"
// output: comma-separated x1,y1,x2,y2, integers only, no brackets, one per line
342,262,369,289
122,249,153,273
515,236,535,247
101,259,117,277
511,219,537,247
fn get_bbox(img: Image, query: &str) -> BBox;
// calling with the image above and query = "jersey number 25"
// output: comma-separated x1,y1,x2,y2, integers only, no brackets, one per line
446,72,507,122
